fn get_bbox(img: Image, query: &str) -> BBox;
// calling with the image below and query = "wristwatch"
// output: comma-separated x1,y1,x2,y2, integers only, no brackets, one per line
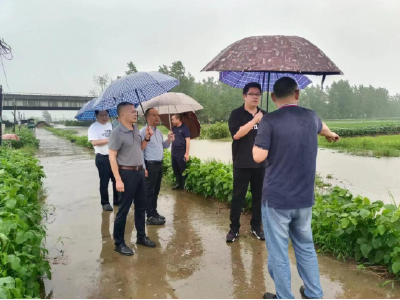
145,137,150,142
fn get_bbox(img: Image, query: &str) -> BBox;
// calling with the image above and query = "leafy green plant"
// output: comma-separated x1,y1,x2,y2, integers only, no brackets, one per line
331,125,400,137
3,128,40,149
45,127,93,149
163,150,400,278
0,148,51,298
199,122,230,140
312,187,400,277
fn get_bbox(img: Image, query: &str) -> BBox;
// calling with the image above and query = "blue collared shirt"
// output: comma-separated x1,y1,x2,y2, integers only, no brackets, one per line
140,126,170,162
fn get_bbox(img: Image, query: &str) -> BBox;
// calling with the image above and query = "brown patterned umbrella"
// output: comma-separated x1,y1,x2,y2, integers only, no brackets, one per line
202,35,343,76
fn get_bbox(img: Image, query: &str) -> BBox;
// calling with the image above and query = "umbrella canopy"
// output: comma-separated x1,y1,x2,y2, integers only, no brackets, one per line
75,98,117,121
202,35,343,75
159,112,201,139
219,71,312,92
137,93,203,116
93,71,180,111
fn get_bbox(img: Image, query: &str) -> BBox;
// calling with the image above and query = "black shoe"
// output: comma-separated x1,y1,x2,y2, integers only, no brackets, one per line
114,243,134,256
155,212,166,220
146,216,166,225
172,184,181,190
251,227,265,240
102,204,113,211
226,228,239,243
263,292,277,299
136,236,156,248
300,285,310,299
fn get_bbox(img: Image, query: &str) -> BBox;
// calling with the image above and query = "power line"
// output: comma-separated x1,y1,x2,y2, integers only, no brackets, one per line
0,38,13,91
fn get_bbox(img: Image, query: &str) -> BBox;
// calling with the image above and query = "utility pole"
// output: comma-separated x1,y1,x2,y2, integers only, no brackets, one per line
12,99,16,133
0,85,3,146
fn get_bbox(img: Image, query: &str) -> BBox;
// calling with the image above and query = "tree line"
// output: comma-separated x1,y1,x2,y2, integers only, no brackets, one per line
89,61,400,122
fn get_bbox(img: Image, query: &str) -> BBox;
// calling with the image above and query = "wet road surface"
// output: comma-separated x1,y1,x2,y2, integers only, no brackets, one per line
37,129,400,298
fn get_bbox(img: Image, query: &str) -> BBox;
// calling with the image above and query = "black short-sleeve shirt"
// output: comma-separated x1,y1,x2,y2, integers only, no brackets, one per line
228,105,266,169
172,124,190,152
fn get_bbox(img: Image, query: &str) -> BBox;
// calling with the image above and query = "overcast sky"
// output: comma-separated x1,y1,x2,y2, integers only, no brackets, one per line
1,0,399,119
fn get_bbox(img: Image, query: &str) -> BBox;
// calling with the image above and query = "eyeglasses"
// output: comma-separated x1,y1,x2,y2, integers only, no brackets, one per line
246,93,261,97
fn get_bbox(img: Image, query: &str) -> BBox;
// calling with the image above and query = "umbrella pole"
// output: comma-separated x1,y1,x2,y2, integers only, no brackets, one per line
135,90,147,125
260,72,265,108
266,72,271,112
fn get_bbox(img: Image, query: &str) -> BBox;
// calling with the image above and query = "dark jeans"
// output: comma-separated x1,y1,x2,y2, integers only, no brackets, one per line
230,167,265,230
171,150,186,187
113,169,146,246
95,154,118,206
145,161,163,218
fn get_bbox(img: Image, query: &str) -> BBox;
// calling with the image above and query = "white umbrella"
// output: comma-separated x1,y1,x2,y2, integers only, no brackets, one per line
138,92,203,128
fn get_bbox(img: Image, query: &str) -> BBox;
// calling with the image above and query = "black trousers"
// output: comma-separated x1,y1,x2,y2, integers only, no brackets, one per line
230,167,265,230
145,161,163,218
113,169,146,246
95,154,118,206
171,149,187,187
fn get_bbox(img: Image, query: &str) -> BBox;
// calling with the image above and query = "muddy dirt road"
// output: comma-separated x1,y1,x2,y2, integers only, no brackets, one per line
37,129,400,298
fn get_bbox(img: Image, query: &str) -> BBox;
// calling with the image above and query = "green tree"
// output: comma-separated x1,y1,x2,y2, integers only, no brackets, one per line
42,110,52,123
89,73,111,96
125,62,138,75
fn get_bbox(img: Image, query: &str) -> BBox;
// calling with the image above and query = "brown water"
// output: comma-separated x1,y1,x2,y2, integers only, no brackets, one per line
61,125,400,204
60,125,400,203
37,129,400,298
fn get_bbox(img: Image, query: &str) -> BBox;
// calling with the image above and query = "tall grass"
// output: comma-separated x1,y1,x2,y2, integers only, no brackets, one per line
318,135,400,157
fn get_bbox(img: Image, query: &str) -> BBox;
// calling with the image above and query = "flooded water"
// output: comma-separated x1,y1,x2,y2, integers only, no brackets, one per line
59,125,400,204
37,128,400,298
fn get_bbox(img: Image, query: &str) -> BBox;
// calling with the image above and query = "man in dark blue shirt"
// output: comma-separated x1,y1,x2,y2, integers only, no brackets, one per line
253,77,339,299
171,114,191,190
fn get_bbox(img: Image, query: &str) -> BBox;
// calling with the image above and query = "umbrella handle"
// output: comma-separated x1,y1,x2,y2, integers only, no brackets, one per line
168,113,172,130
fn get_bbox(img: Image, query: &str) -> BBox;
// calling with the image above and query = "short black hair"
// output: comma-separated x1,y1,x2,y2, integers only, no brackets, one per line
144,108,155,118
273,77,298,98
95,110,109,116
117,102,134,116
243,82,262,95
172,113,182,121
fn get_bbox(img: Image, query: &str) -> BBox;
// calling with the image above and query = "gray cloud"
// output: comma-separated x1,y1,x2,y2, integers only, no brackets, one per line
1,0,399,119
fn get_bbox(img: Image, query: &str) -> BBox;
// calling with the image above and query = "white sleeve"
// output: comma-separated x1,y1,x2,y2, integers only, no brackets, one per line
88,124,99,141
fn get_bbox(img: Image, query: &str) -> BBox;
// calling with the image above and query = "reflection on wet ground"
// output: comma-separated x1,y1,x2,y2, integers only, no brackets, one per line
38,129,400,298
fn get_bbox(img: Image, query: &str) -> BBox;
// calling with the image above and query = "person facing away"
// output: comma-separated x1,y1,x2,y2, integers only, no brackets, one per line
226,82,266,243
170,114,190,190
108,102,157,256
87,110,118,211
253,77,340,299
112,117,121,129
140,108,174,226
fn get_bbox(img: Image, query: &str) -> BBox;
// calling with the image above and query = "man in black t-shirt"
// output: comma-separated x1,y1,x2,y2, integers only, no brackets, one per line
227,82,266,243
171,114,191,190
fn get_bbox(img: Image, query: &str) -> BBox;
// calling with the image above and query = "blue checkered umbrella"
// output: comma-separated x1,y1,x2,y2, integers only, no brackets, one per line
219,71,312,91
92,71,180,111
75,98,117,121
219,71,312,111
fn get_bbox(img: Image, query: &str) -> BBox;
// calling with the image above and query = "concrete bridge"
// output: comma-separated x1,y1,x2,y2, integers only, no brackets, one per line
2,93,92,110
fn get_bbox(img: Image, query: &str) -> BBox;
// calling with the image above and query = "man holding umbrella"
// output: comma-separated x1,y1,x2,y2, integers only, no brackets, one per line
140,108,174,225
227,82,266,243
